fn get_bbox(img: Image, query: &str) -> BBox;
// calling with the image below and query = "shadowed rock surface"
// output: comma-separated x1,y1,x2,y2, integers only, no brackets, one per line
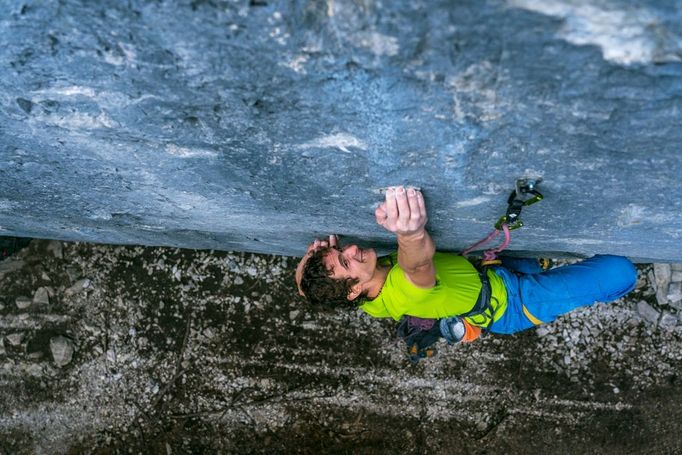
1,240,682,453
1,0,682,261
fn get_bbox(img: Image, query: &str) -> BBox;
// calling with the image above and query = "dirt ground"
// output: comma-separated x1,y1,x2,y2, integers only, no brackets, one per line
1,240,681,454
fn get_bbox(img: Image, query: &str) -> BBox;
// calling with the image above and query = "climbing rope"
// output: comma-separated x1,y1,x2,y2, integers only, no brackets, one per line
461,178,543,263
461,223,512,263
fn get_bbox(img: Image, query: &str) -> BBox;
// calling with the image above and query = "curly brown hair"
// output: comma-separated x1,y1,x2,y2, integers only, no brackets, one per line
299,247,365,308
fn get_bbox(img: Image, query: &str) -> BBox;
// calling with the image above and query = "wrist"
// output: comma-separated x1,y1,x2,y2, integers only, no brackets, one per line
397,229,427,243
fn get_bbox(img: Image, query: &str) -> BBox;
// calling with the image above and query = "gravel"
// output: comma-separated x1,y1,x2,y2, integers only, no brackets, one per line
0,240,681,454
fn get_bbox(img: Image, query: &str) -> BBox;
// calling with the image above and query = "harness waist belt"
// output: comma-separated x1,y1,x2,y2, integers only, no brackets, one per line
461,267,492,320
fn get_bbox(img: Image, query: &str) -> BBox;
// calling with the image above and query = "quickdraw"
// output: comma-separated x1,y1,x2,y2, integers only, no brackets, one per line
494,178,544,231
462,178,544,263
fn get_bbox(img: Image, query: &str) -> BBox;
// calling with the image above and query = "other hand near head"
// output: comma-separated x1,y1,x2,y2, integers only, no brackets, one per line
295,235,338,296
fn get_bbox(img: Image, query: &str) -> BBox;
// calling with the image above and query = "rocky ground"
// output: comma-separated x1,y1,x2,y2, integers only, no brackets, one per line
1,239,681,454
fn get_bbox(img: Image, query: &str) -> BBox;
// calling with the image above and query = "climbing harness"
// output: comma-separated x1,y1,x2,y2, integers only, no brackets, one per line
397,316,441,363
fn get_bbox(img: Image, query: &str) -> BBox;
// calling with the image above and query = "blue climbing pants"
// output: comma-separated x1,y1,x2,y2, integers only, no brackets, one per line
489,255,637,335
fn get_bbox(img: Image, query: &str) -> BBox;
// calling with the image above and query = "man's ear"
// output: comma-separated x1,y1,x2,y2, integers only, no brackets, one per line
347,283,363,301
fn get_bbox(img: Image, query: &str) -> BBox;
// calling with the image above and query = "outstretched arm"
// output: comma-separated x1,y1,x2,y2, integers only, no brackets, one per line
375,186,436,288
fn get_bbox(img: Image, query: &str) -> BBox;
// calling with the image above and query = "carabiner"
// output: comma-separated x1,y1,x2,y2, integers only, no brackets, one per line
515,178,544,205
494,178,543,230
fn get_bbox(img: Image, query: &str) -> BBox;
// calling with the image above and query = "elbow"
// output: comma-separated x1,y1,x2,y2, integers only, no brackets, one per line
404,261,434,275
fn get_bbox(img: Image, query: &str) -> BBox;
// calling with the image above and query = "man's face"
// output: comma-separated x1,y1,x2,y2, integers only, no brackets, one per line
323,244,378,287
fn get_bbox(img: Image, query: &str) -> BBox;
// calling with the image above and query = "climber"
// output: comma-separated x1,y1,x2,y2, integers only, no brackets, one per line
295,186,637,346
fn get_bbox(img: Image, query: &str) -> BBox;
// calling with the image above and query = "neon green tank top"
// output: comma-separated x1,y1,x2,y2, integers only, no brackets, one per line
360,252,507,328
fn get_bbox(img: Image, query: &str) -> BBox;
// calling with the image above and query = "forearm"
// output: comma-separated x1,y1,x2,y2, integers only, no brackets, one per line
375,186,435,285
397,229,435,272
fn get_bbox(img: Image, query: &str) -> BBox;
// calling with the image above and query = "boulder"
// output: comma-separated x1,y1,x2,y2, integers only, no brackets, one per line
50,336,74,368
33,287,50,305
15,296,32,309
636,301,660,326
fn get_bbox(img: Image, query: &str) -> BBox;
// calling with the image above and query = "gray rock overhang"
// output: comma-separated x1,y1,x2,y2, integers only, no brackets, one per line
0,0,681,261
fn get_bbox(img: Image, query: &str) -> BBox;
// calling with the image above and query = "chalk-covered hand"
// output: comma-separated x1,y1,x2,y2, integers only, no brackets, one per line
375,186,427,237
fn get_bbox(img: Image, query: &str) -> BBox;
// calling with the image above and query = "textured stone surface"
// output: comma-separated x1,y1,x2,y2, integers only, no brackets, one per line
2,240,682,453
1,0,682,261
14,296,31,309
50,336,75,368
636,300,660,325
654,264,672,285
32,287,49,305
667,282,682,302
660,313,678,330
6,333,24,347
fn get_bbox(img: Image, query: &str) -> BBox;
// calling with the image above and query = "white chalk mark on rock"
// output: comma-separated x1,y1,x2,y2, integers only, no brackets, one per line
351,31,400,57
298,133,368,154
455,196,491,208
42,112,117,129
165,144,218,159
41,86,97,98
617,204,673,227
280,54,309,74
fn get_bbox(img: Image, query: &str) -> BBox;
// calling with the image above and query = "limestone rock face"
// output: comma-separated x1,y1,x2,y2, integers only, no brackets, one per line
1,0,681,261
